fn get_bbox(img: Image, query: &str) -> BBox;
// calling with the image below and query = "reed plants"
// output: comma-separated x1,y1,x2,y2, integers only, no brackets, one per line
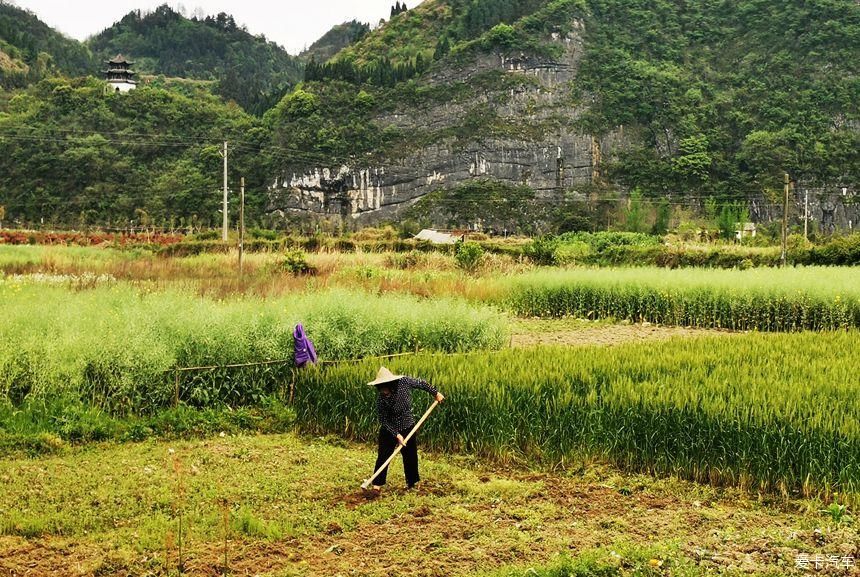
0,281,507,413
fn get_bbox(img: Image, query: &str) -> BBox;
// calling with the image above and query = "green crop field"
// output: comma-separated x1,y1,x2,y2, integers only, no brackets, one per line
0,280,507,412
294,332,860,499
504,267,860,331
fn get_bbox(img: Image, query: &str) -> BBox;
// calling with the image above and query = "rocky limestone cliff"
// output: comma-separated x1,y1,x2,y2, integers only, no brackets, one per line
267,22,632,226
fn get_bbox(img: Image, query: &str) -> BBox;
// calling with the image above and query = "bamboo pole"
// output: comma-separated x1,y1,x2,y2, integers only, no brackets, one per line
361,401,439,490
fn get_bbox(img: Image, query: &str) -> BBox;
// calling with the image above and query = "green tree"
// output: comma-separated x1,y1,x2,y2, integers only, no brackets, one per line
651,198,671,235
716,202,749,241
672,135,712,192
624,188,646,233
454,241,484,273
738,130,800,197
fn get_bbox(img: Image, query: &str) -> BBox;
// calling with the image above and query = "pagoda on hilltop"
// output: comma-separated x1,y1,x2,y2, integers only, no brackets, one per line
104,55,137,93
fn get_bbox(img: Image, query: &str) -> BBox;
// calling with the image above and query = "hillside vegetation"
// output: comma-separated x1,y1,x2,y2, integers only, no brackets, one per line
87,4,304,114
0,78,270,227
0,2,93,88
300,20,370,64
279,0,858,228
578,0,860,197
0,0,856,230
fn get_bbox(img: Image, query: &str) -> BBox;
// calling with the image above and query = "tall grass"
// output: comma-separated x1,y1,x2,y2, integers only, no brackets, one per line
0,244,143,271
504,267,860,331
293,332,860,497
0,244,276,281
0,281,507,412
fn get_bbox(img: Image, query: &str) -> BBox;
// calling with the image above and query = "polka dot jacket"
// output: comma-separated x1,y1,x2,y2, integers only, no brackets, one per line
376,376,438,437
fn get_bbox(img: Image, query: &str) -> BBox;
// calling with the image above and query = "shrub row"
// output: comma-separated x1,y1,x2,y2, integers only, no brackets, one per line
0,230,183,248
524,233,860,268
792,234,860,266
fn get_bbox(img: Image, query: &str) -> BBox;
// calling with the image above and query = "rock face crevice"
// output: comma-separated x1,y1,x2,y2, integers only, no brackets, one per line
267,25,629,225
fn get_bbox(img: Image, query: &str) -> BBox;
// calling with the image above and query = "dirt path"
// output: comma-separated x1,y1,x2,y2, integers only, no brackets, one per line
0,434,855,577
511,320,734,348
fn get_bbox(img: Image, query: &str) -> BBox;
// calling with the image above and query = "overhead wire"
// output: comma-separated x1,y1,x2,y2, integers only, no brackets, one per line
0,128,849,217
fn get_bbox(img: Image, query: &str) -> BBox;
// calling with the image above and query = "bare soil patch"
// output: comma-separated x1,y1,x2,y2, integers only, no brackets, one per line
511,322,734,348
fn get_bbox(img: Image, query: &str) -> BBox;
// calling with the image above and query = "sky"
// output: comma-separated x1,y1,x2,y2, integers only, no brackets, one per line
9,0,421,55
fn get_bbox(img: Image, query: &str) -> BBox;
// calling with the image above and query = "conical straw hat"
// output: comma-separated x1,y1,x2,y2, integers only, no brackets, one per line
367,366,402,386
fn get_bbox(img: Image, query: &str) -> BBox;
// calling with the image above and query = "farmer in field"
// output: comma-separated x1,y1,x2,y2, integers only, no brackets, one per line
367,366,444,492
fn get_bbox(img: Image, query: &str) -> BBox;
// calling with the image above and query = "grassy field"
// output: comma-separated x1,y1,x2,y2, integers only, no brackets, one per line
2,254,858,497
4,245,859,330
1,433,856,577
1,243,858,575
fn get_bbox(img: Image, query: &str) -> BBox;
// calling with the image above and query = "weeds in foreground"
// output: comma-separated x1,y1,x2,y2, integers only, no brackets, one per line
169,448,186,574
2,432,852,577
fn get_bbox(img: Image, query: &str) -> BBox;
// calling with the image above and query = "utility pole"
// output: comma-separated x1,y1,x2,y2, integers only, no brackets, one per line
781,173,790,267
239,177,245,277
803,188,809,242
221,141,229,241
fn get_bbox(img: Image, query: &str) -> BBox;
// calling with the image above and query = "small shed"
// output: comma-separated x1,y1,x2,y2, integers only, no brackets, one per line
414,229,457,244
735,222,757,240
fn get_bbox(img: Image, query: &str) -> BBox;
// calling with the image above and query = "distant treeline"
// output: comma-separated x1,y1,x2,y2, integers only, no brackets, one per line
0,3,93,89
390,2,409,18
304,53,433,87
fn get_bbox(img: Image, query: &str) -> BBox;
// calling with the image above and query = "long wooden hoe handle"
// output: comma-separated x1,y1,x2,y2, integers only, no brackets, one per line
361,400,440,489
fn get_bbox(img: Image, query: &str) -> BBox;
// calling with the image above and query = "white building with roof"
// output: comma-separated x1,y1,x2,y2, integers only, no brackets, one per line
105,55,137,93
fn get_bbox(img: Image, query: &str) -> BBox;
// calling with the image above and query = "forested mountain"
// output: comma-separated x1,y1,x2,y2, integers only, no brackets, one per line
266,0,859,231
0,0,857,233
87,4,304,115
300,20,370,64
0,2,93,89
578,0,860,198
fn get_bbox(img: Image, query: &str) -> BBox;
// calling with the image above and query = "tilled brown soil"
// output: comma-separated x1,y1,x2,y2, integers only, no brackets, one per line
2,468,856,577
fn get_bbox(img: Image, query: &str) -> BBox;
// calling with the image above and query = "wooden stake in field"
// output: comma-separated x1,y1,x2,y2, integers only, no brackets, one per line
239,177,245,278
174,369,180,408
221,141,229,242
170,449,186,575
781,173,790,267
217,497,230,575
361,400,439,490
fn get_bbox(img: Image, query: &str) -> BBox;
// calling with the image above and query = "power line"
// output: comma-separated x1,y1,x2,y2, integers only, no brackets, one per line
0,131,369,167
0,130,853,202
1,128,851,192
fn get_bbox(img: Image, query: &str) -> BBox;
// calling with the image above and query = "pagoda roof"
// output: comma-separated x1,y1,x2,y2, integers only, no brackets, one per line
106,54,135,65
104,69,137,75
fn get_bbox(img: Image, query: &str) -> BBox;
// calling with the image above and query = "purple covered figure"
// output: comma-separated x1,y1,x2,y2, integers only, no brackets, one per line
293,323,318,367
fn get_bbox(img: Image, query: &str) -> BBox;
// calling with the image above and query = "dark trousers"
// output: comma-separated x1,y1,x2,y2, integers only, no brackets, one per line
374,428,419,487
